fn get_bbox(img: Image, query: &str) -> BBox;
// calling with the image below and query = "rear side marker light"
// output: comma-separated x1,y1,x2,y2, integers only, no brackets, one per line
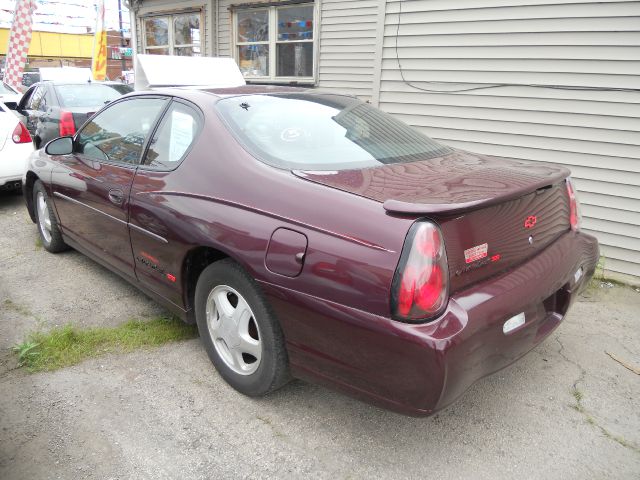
503,312,526,334
12,122,31,144
566,178,581,232
59,110,76,137
574,267,584,284
391,221,449,322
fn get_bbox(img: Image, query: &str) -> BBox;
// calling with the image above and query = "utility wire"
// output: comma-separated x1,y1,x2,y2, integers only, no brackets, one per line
393,0,640,94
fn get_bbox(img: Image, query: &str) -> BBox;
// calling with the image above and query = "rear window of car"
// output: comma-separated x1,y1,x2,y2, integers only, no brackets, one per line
215,93,452,171
55,83,129,108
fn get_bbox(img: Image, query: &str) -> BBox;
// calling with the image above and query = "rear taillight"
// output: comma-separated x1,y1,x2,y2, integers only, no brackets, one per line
391,221,449,322
59,110,76,137
566,178,581,231
12,122,31,144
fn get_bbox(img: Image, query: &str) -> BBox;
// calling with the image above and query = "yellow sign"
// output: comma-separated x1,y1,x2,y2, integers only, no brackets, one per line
92,0,107,80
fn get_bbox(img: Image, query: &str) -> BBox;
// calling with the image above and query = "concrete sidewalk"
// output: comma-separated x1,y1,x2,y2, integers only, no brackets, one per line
1,190,639,480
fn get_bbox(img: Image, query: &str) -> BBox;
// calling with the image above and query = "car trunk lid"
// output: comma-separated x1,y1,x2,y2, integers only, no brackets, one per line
294,149,572,293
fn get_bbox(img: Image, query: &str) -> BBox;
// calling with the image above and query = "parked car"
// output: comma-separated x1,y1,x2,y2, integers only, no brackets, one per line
23,87,599,415
0,102,33,190
0,82,23,108
16,80,133,149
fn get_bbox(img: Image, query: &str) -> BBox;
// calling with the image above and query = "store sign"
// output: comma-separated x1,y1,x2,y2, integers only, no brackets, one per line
111,47,133,60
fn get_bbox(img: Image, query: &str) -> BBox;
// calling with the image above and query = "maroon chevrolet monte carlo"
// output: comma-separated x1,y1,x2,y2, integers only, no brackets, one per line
23,86,599,415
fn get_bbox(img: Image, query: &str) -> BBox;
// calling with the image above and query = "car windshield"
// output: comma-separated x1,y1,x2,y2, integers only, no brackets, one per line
215,93,452,170
55,83,131,108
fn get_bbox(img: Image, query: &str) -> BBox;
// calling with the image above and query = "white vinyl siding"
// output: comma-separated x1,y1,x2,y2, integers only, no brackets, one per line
217,0,232,56
316,0,380,100
374,0,640,278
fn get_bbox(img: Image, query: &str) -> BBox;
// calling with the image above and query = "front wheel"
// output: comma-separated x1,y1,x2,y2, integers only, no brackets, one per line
33,180,68,253
195,259,290,396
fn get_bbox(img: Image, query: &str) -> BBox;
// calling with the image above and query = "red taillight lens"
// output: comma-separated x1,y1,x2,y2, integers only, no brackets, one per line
59,110,76,137
566,178,581,231
392,222,449,322
12,122,31,144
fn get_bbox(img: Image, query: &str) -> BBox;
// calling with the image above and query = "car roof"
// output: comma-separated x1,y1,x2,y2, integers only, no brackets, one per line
157,84,307,98
32,80,113,87
130,85,359,106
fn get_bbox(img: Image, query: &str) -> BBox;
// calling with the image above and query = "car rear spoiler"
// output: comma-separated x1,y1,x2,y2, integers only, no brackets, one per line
134,54,246,91
382,173,570,216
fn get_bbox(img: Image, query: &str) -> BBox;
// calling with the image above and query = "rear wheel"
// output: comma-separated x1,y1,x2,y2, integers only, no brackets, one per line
195,259,290,396
33,180,68,253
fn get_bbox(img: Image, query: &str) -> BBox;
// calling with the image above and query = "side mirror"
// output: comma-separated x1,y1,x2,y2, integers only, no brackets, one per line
45,136,73,155
4,101,18,111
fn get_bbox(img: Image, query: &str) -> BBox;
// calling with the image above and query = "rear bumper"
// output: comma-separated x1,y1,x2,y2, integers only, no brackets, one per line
261,230,599,416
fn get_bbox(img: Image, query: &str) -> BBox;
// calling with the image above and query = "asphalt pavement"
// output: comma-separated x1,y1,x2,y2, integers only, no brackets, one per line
1,189,639,480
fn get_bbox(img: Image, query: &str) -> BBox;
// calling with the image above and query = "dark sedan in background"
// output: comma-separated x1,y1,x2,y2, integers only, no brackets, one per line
16,80,133,149
23,86,599,415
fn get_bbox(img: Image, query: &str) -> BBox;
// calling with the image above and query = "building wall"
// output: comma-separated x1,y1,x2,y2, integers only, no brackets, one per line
216,0,380,99
315,0,380,100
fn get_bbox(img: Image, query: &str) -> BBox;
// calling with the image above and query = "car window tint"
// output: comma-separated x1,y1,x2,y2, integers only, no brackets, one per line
77,97,167,165
56,83,126,108
143,102,200,169
216,94,452,171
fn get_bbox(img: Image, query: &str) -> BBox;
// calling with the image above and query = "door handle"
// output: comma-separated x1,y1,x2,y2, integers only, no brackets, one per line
108,189,124,205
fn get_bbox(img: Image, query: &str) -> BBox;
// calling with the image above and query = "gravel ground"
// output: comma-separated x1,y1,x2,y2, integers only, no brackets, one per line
1,189,639,480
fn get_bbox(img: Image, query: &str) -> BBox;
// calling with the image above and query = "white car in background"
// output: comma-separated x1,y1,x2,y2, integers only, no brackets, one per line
0,82,23,107
0,101,33,190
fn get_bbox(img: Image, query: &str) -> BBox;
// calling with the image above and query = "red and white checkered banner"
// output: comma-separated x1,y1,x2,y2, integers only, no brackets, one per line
4,0,38,90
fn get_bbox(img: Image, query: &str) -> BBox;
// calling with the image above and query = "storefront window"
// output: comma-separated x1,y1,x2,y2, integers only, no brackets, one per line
144,12,201,56
235,4,314,81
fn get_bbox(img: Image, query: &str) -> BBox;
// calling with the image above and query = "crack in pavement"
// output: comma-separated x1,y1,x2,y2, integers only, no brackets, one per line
555,336,640,455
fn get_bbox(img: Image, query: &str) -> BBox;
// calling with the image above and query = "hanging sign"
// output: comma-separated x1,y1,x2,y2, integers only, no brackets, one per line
4,0,38,89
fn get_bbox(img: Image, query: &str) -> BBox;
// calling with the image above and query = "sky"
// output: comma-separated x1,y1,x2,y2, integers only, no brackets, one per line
0,0,130,35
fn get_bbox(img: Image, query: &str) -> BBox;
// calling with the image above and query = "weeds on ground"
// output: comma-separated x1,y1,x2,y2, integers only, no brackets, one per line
13,316,198,372
570,386,640,454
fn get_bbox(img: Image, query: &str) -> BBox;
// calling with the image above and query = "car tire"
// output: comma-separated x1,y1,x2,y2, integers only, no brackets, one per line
33,180,68,253
195,258,290,396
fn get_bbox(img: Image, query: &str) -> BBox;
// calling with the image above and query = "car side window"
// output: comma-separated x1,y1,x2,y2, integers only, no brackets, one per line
29,86,45,110
38,92,49,112
142,101,202,170
76,97,167,165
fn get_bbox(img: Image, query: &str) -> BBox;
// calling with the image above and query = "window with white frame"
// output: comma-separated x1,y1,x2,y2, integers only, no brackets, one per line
143,12,202,56
234,3,315,81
